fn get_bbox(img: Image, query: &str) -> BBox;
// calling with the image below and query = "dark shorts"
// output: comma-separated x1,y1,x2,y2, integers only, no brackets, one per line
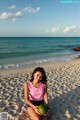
28,100,45,118
28,100,44,107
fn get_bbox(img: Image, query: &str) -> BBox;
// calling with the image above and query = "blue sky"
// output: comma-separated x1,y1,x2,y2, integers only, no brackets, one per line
0,0,80,37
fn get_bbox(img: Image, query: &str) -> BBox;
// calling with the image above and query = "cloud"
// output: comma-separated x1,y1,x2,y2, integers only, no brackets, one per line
0,11,22,20
0,12,12,19
7,5,16,10
63,26,77,33
14,11,22,17
0,6,40,22
46,26,78,34
22,7,40,13
47,27,60,33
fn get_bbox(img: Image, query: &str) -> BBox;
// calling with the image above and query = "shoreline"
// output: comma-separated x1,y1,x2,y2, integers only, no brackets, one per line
0,59,80,78
0,52,80,71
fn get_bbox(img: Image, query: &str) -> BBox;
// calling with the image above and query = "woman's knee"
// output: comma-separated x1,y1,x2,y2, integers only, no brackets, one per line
27,107,41,120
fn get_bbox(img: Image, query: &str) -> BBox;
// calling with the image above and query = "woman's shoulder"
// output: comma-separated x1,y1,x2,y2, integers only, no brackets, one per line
26,80,33,87
42,83,47,88
40,82,46,88
24,80,31,85
24,80,31,89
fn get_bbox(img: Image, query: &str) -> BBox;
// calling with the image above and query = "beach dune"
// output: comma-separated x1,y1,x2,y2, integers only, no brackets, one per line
0,60,80,120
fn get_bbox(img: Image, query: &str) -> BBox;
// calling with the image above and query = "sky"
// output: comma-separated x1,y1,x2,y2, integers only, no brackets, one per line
0,0,80,37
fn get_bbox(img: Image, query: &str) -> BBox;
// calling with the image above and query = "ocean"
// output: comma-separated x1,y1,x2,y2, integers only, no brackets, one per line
0,37,80,69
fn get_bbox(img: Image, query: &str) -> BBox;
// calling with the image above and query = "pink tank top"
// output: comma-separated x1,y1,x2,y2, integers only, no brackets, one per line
27,81,45,101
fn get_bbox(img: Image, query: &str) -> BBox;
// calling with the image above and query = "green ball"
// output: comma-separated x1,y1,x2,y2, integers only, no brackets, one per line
38,104,47,115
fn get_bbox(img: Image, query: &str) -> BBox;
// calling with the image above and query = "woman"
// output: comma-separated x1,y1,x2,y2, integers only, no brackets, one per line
24,67,49,120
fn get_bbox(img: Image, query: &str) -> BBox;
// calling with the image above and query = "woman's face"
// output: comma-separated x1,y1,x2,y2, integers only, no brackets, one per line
33,71,43,82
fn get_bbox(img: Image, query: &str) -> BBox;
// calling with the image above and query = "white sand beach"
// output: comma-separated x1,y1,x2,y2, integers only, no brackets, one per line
0,59,80,120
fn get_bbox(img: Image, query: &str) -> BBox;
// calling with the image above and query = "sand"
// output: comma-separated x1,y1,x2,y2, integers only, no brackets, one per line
0,60,80,120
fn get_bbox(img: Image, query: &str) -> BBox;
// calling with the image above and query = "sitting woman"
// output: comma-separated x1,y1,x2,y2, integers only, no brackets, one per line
24,67,49,120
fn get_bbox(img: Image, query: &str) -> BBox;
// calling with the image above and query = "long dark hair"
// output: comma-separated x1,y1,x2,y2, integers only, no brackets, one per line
30,67,47,84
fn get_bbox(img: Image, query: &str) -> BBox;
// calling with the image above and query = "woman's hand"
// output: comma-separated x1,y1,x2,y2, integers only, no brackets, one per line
43,104,50,116
33,106,41,115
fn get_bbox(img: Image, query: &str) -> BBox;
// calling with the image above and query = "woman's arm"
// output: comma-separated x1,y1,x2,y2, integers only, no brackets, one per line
24,82,40,114
44,83,49,105
24,82,35,108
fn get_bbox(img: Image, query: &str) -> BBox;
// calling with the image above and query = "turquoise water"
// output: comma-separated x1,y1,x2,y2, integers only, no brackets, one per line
0,37,80,69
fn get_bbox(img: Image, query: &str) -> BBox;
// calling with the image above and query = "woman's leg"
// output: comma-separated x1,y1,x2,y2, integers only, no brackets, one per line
27,107,41,120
